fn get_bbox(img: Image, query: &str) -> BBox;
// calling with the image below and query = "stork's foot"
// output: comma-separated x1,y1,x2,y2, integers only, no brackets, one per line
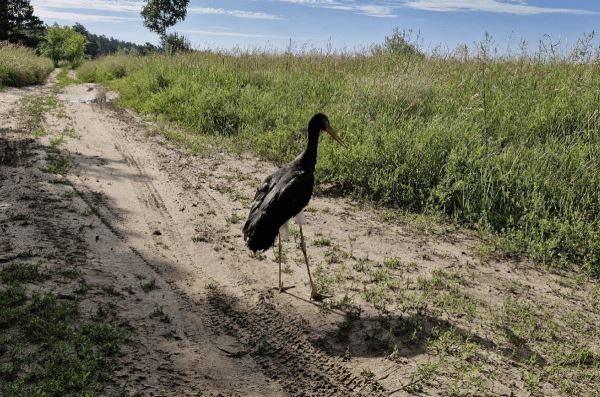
276,285,295,293
310,290,331,302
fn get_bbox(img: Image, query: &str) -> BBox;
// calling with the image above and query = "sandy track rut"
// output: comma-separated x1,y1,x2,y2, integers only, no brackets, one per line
55,84,377,396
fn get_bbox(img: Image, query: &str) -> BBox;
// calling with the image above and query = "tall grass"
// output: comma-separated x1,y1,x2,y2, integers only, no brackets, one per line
0,43,54,88
77,47,600,273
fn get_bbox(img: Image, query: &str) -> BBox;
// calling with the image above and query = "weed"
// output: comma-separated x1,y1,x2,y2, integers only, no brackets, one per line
56,267,82,279
46,156,70,175
360,368,384,391
8,214,30,222
75,280,89,295
226,212,241,224
141,278,158,293
335,310,359,343
369,267,390,284
324,245,348,264
191,235,209,243
150,306,171,323
32,127,45,137
49,134,65,151
313,235,332,247
362,284,390,311
62,126,79,139
101,285,121,296
55,67,80,88
383,256,402,270
0,262,48,283
19,95,60,134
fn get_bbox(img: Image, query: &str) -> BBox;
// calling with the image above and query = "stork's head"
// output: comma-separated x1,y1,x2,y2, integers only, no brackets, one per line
308,113,346,147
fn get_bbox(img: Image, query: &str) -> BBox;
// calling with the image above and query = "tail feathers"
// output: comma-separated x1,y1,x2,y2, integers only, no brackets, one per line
243,210,280,252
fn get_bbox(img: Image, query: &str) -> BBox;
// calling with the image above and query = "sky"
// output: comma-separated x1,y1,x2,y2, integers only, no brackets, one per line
31,0,600,53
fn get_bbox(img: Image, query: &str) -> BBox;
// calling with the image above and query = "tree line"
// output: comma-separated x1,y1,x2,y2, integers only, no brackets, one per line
1,0,156,58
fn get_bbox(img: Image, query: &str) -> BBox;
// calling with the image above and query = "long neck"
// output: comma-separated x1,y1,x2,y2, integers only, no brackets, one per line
299,129,320,172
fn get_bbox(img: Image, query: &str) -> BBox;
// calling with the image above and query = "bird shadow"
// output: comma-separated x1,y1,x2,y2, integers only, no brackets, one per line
308,309,547,367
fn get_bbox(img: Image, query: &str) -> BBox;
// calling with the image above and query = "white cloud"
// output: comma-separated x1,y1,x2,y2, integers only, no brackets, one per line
32,1,282,21
403,0,599,15
180,29,280,38
278,0,397,17
189,7,281,20
32,0,143,13
277,0,598,17
34,6,138,23
356,5,396,17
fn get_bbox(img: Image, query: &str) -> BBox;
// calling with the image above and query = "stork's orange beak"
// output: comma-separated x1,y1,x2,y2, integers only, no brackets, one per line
325,125,347,148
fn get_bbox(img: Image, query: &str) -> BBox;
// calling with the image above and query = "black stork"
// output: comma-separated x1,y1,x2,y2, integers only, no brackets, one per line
243,113,346,300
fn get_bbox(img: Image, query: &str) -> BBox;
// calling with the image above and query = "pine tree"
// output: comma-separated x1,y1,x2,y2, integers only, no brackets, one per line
0,0,45,46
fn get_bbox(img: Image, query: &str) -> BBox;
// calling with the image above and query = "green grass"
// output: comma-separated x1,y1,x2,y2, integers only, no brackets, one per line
0,267,128,396
0,43,53,88
19,94,62,137
78,47,600,274
46,155,70,175
55,67,80,88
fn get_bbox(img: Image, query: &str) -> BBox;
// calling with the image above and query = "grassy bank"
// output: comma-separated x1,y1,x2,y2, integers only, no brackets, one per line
0,43,54,88
78,51,600,274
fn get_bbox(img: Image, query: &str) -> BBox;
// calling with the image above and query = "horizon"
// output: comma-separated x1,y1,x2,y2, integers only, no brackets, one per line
30,0,600,54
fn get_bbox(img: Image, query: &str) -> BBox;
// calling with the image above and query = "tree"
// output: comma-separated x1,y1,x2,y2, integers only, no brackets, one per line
160,32,190,54
72,23,153,57
383,28,424,58
40,26,87,67
141,0,189,36
0,0,46,47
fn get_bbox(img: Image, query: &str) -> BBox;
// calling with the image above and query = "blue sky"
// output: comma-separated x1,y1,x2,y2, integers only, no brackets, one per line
31,0,600,52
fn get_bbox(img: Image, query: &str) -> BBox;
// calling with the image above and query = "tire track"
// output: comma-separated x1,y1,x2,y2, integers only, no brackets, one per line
206,289,382,397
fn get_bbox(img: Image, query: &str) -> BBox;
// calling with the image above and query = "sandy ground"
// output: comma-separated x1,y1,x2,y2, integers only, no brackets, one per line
1,72,598,396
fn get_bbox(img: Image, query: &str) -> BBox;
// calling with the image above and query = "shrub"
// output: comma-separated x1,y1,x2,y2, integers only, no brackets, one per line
0,42,53,87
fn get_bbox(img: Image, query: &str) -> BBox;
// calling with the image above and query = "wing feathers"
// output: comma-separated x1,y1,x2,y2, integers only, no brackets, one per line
243,166,313,252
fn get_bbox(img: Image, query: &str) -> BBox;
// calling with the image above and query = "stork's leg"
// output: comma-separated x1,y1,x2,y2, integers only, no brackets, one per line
277,232,294,293
278,232,283,291
298,225,328,301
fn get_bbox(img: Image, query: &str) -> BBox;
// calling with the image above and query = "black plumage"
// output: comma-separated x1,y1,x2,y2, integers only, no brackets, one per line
243,166,313,251
243,113,344,252
243,113,345,299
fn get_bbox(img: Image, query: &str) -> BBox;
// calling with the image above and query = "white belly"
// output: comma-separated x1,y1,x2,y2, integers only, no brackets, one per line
279,210,306,241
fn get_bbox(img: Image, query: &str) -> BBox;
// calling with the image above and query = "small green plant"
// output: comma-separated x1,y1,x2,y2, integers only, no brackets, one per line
336,310,359,343
324,245,348,264
49,135,65,150
56,267,82,279
47,156,70,175
226,212,241,224
149,306,171,323
191,235,209,243
141,278,158,293
62,126,79,138
56,67,81,88
9,213,30,222
383,257,401,270
360,368,383,391
0,262,48,283
313,236,331,247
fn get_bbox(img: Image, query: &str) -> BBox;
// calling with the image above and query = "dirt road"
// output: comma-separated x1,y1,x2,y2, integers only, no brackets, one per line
1,73,599,396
